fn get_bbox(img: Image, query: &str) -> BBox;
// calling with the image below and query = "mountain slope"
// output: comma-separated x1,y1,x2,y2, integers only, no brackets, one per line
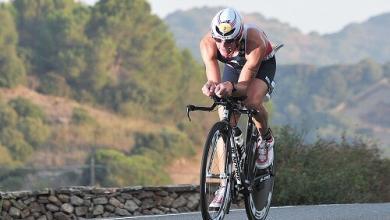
324,13,390,63
165,8,390,65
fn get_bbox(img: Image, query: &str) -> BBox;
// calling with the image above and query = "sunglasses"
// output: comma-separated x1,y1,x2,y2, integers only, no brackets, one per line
213,38,236,44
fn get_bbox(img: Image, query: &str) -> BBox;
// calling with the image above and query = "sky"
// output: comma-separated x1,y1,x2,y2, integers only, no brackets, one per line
2,0,389,34
145,0,390,34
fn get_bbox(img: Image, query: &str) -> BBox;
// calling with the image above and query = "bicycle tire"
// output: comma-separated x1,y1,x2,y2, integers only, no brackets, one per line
200,121,233,220
244,127,275,220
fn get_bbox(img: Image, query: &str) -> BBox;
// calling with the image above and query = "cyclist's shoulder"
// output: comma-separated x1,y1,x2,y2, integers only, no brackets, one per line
244,24,269,44
200,32,218,60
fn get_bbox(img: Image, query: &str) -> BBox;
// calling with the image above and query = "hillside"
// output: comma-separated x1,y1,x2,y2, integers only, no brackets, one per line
0,0,210,190
271,59,390,157
329,79,390,155
165,8,390,65
0,86,211,189
0,86,163,166
0,0,389,191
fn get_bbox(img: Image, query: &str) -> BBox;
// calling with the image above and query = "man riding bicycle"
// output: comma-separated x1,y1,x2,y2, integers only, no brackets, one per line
200,8,277,207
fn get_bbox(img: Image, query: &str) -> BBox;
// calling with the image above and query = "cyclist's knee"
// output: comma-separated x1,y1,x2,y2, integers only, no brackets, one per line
245,98,262,110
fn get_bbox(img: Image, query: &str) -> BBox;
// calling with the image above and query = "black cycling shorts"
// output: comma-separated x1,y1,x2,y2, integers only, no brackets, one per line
222,56,276,93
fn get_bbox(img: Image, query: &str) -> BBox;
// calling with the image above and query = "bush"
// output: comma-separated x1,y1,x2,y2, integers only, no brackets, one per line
0,101,18,130
0,49,26,88
37,72,71,97
0,9,26,88
89,149,170,187
0,144,14,166
272,126,390,205
0,128,33,161
132,128,195,165
9,97,44,119
17,117,50,147
71,107,95,125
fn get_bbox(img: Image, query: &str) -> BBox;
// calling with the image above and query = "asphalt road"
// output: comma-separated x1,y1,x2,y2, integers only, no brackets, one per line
108,203,390,220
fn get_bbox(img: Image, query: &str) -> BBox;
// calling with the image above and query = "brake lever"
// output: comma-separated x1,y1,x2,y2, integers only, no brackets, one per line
186,105,195,121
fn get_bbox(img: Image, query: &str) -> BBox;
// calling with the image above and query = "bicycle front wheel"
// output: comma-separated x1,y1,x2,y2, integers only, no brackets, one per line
200,121,233,220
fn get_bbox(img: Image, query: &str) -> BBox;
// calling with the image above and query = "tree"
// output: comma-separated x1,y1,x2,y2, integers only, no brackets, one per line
0,128,33,161
0,144,14,166
13,0,90,92
9,97,44,119
17,117,50,147
87,0,200,116
0,101,18,130
0,7,26,87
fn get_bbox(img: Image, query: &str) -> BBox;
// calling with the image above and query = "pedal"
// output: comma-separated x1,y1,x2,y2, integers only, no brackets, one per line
242,180,253,195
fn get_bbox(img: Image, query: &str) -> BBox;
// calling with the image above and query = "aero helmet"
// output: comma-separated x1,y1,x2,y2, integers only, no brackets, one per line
211,8,244,41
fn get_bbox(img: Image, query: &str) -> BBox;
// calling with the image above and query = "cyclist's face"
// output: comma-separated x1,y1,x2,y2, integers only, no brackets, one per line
214,38,238,57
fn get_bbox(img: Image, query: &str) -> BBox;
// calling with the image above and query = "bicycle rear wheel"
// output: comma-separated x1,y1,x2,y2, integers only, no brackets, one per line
244,132,275,220
200,121,233,220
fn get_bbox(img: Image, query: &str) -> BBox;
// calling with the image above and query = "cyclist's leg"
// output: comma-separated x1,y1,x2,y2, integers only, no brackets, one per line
245,80,268,135
215,63,240,181
243,58,276,219
244,57,276,169
244,57,276,135
208,134,227,208
219,63,241,126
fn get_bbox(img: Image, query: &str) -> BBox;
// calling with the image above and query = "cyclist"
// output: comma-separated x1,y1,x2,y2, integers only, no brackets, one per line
200,7,276,207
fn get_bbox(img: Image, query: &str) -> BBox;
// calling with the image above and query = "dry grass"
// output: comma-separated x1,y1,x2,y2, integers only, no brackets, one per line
0,86,168,167
0,86,161,131
0,86,212,183
166,147,202,184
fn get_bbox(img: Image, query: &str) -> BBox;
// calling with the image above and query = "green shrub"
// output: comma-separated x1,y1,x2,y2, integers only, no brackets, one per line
71,107,95,125
90,149,170,186
0,128,33,161
273,126,390,205
9,97,44,119
37,72,71,97
0,144,14,166
133,128,195,164
17,117,50,147
0,102,18,130
0,9,26,88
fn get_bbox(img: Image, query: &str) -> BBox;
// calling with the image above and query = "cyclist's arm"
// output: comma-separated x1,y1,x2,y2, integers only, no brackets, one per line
233,28,266,96
200,32,221,83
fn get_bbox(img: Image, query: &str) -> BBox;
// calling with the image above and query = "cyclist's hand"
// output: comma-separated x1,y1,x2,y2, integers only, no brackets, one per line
202,81,217,97
215,81,233,98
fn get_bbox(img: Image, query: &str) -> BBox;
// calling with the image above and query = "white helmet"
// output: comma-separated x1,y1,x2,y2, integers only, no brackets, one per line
211,8,244,41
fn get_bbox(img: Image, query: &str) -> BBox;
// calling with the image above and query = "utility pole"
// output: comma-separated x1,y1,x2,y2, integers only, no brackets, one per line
90,154,95,186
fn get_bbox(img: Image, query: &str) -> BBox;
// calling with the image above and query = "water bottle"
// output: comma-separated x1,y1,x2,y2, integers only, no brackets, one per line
233,127,244,156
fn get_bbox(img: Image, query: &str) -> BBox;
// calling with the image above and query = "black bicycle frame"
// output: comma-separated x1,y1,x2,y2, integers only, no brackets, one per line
187,96,258,195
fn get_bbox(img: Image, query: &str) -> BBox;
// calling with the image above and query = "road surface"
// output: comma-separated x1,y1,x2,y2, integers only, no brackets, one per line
106,203,390,220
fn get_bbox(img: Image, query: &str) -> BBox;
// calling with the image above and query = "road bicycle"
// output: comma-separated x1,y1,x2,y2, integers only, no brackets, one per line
187,96,275,220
